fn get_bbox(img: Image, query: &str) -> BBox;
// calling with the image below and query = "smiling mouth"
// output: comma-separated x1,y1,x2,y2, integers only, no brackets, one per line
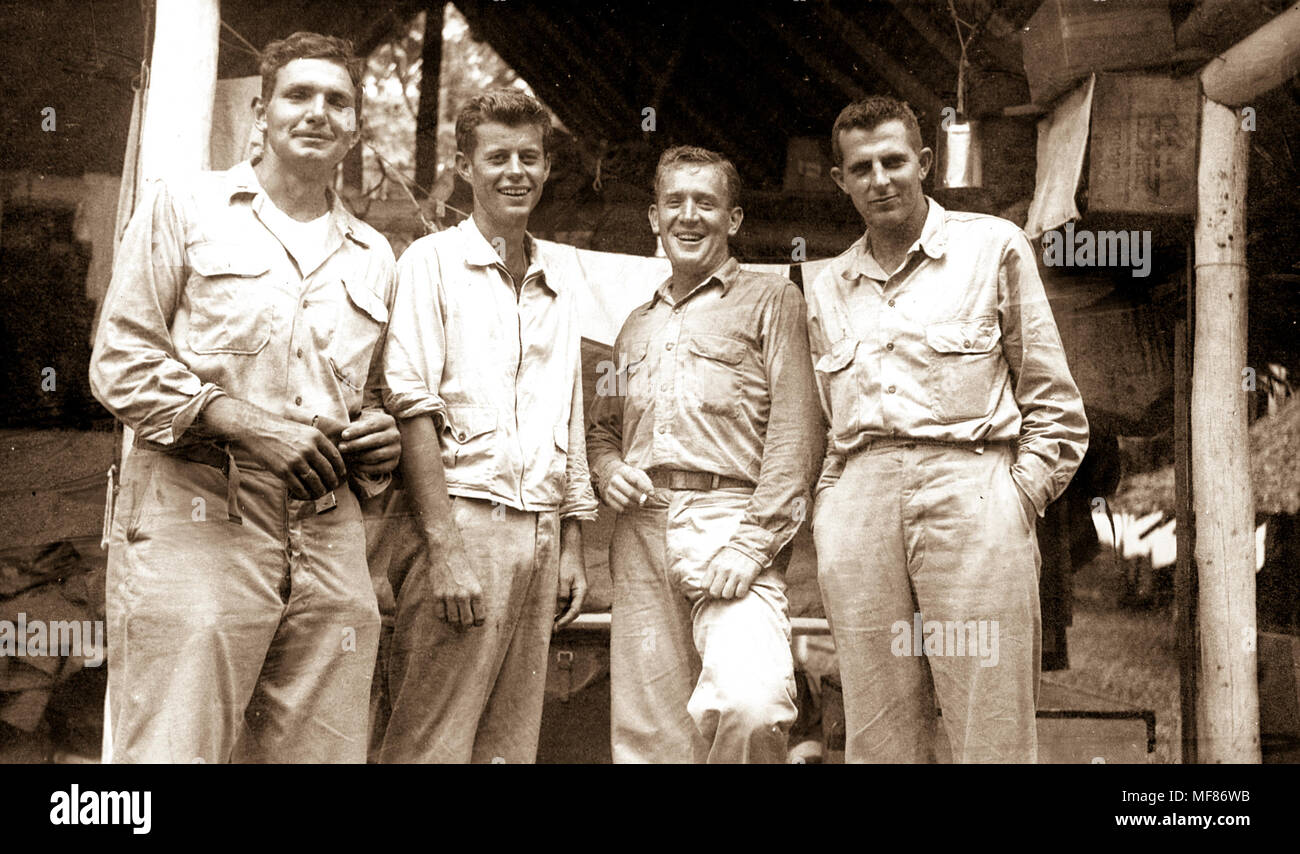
498,187,530,198
673,233,705,245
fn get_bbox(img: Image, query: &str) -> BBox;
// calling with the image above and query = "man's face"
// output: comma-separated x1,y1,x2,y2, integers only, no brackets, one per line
831,119,932,238
256,58,359,173
649,163,743,283
456,121,550,228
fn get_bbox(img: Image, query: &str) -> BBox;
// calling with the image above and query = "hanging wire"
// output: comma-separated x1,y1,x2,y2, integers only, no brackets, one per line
947,0,979,117
220,19,262,59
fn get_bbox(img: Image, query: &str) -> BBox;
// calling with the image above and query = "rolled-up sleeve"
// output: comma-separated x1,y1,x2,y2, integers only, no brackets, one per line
725,284,824,569
89,179,225,445
585,334,628,500
998,231,1089,515
561,350,599,521
383,243,449,423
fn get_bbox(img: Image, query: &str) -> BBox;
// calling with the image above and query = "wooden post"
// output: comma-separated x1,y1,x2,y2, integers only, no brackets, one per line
413,1,443,198
1174,244,1197,764
104,0,221,765
1192,96,1259,763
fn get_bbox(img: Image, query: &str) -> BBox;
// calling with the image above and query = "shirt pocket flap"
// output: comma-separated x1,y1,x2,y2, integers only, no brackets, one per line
925,318,1000,354
343,277,389,325
444,407,496,444
687,334,745,365
815,339,859,373
189,243,271,278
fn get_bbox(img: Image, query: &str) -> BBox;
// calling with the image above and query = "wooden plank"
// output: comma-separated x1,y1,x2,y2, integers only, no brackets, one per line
1174,250,1198,765
1200,3,1300,106
1192,96,1260,763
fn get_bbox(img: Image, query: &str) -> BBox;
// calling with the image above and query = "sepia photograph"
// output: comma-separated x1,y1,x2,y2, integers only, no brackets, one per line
0,0,1293,832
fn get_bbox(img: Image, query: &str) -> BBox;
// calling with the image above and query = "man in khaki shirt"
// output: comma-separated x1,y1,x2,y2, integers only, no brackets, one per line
90,33,400,763
588,146,823,763
806,96,1089,762
379,91,597,763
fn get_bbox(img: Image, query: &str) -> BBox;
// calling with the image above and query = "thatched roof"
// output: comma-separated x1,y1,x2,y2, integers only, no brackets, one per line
1113,394,1300,517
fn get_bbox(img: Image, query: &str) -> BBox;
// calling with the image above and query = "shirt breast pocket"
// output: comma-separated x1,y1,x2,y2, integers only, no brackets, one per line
814,338,860,424
185,243,273,355
924,316,1004,423
327,277,389,393
620,340,649,402
686,334,747,418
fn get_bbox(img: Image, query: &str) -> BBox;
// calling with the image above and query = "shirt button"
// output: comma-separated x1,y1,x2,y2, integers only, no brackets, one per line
887,299,896,307
660,383,670,392
657,425,667,434
458,432,467,441
296,348,304,358
886,385,896,394
295,396,303,405
665,342,674,351
963,340,971,348
302,299,309,308
886,342,894,351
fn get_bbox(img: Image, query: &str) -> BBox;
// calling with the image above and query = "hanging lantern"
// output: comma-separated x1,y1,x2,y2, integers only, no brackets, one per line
936,114,983,189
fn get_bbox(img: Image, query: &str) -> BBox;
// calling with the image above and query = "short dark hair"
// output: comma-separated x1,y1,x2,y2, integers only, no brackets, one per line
653,145,742,208
830,96,924,165
259,31,364,108
455,89,555,158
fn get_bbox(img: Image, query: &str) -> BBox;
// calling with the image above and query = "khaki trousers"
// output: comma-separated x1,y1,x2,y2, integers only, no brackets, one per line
106,448,381,763
381,495,559,763
813,442,1041,763
610,489,798,763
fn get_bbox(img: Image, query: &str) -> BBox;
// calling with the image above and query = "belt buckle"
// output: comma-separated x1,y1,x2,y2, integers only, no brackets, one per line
314,491,338,514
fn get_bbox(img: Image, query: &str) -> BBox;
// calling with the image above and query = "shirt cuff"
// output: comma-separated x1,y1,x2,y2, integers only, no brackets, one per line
1010,455,1049,518
726,524,778,570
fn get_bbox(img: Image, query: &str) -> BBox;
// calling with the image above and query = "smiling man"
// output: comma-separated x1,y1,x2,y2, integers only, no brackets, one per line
805,96,1088,763
587,146,822,763
90,32,400,763
379,90,597,763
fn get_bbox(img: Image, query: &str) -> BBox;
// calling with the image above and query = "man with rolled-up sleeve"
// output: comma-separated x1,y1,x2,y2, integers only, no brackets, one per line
378,91,597,764
89,32,400,763
587,145,823,763
806,96,1089,763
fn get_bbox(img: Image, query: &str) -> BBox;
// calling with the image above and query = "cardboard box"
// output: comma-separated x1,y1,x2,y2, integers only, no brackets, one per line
1087,73,1198,216
783,136,836,194
1023,0,1175,105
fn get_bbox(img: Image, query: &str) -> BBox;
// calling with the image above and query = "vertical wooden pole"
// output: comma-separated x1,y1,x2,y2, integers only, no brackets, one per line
105,0,221,765
1174,242,1197,764
1192,95,1260,763
413,2,444,197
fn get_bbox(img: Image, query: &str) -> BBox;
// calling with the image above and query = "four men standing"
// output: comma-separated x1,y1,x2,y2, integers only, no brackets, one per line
94,27,1086,762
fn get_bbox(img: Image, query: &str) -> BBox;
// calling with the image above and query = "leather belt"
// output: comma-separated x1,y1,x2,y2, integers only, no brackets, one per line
862,437,1010,454
646,467,754,492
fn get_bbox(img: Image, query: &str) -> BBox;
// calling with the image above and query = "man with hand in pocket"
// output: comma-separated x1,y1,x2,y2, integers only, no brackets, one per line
587,146,823,763
805,96,1088,763
90,32,400,763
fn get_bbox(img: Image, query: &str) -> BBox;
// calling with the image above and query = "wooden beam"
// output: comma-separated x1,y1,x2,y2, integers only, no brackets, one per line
1174,247,1198,765
817,4,946,121
1192,96,1260,763
1200,2,1300,107
886,0,962,69
413,1,442,197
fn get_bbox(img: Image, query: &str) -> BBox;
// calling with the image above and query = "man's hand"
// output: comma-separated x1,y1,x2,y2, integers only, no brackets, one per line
700,547,764,600
337,409,401,476
427,539,485,629
555,522,587,629
206,400,346,501
603,463,659,512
